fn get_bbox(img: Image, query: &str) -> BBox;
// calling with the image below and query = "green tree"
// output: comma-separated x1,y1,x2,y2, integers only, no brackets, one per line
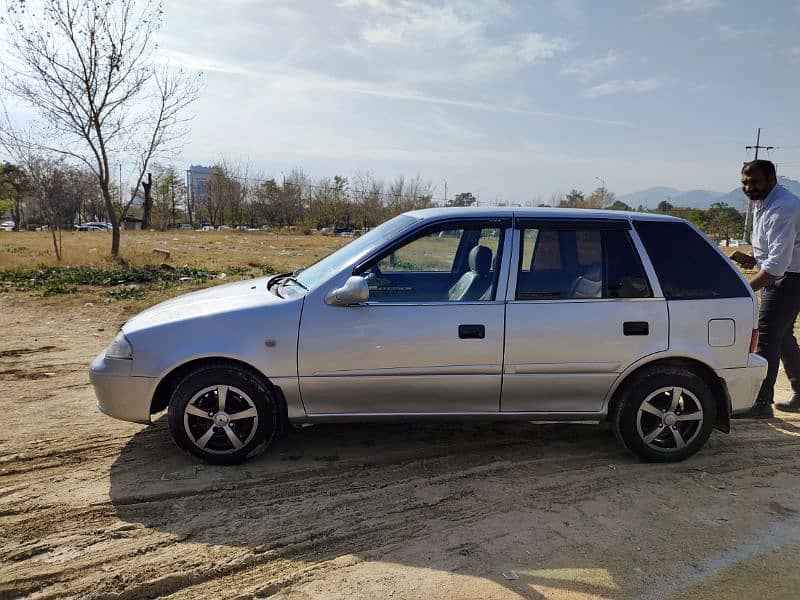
706,202,744,244
657,200,674,213
447,192,477,207
587,186,616,208
1,163,28,229
607,200,632,211
560,189,585,208
150,166,187,229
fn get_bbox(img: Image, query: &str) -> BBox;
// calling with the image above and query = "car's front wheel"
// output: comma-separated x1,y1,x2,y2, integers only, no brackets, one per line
612,367,716,462
167,364,277,465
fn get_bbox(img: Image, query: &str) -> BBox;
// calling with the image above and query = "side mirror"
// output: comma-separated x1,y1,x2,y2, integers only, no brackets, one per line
325,275,369,306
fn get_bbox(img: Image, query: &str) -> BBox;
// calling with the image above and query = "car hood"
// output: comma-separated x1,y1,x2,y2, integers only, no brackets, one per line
123,277,290,333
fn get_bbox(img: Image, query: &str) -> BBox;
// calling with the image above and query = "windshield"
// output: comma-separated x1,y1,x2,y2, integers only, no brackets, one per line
294,214,419,290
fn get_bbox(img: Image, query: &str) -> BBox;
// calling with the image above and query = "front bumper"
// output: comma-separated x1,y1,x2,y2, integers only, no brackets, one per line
718,353,769,415
89,351,157,424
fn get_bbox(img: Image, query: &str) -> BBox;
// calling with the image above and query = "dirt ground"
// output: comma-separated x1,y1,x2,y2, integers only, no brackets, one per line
2,288,800,599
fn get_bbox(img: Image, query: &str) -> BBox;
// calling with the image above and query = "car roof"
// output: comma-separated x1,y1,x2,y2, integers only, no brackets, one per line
404,206,684,223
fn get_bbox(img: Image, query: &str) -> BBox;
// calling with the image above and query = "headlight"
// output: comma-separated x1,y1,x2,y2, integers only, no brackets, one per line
106,332,133,359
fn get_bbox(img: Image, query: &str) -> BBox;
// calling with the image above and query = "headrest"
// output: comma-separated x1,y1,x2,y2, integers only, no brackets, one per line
469,245,492,275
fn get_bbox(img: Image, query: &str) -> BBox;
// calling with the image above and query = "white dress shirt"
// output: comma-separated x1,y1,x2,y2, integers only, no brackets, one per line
752,184,800,277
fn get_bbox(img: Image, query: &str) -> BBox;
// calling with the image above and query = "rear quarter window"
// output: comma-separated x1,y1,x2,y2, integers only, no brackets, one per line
634,220,749,300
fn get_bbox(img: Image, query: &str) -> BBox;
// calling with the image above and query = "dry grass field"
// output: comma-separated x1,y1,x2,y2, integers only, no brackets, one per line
0,229,346,272
0,229,347,311
3,231,800,600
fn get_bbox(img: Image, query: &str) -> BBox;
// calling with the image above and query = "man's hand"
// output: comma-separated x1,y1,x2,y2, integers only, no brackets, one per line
750,269,778,292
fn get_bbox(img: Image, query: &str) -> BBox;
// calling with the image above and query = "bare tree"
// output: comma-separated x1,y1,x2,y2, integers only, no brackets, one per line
25,158,83,260
0,0,199,256
200,164,240,227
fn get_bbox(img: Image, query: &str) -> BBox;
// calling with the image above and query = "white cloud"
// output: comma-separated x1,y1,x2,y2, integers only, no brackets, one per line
553,0,584,22
516,33,570,62
361,24,404,44
790,47,800,58
581,79,661,98
337,0,393,11
561,51,618,81
268,68,625,125
155,49,254,77
661,0,721,12
715,24,742,40
342,0,569,78
357,4,484,47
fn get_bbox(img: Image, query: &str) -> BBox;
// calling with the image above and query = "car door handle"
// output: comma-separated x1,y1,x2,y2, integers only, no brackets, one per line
623,321,649,336
459,324,485,339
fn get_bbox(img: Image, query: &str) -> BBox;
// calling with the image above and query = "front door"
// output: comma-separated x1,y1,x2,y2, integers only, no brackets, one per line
298,219,510,415
502,220,668,413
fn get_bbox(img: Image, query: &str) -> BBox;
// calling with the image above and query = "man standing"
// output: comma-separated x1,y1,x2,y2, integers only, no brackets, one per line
733,160,800,418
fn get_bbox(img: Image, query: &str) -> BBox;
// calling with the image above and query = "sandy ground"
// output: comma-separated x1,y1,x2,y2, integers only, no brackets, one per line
2,292,800,600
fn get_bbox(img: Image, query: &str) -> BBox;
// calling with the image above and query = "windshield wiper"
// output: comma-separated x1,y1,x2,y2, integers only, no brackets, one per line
267,273,308,291
280,276,308,290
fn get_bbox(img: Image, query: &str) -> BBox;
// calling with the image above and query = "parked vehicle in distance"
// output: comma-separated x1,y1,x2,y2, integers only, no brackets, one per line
179,224,194,230
74,221,111,232
728,239,748,247
86,221,113,230
90,208,767,465
1,220,15,231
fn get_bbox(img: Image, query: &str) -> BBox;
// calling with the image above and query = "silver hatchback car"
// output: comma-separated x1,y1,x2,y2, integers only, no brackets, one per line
91,208,767,464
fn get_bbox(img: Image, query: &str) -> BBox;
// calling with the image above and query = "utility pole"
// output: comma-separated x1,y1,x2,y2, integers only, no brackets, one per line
743,127,774,242
186,169,194,228
443,180,448,206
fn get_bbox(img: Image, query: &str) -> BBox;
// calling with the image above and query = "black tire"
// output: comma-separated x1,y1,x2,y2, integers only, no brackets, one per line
611,367,716,462
167,364,277,465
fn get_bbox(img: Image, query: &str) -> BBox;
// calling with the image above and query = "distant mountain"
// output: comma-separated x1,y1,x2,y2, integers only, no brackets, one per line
671,189,726,209
616,187,680,210
618,176,800,212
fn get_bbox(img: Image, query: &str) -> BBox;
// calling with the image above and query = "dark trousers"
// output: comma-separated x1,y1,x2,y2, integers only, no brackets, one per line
756,273,800,404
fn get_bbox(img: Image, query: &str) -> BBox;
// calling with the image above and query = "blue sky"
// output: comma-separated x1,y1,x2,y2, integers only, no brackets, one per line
11,0,800,204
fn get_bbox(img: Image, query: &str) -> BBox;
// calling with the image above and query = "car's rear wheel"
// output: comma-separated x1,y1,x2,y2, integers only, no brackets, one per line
167,364,277,465
612,367,716,462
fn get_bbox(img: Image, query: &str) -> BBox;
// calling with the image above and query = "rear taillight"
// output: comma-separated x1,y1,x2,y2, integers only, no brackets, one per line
750,329,760,353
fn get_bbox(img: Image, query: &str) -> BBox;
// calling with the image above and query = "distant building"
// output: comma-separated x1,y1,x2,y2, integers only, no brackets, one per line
188,165,212,205
122,216,142,231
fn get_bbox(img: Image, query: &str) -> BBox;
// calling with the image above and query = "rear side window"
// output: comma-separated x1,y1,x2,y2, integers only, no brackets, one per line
516,227,651,300
634,220,749,299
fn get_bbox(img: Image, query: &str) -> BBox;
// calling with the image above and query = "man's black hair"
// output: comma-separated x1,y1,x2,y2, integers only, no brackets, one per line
742,159,777,179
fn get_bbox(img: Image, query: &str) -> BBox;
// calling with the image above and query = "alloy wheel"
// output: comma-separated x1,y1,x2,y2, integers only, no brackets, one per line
636,386,704,453
182,385,259,454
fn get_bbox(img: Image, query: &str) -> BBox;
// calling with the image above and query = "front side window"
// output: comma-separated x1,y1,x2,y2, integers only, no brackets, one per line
358,222,504,303
294,214,418,291
377,229,464,273
516,226,650,300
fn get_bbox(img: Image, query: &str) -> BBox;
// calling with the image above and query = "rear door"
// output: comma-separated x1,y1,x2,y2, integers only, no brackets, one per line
501,218,669,413
633,220,755,369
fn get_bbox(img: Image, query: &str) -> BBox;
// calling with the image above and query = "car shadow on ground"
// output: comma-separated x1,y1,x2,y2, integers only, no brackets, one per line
106,416,800,599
